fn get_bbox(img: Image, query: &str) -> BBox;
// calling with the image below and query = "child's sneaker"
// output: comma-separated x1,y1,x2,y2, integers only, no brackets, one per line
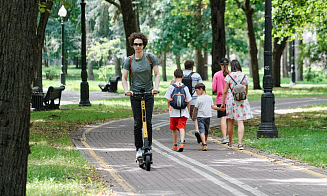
202,144,207,151
195,131,201,143
177,143,184,152
172,144,178,151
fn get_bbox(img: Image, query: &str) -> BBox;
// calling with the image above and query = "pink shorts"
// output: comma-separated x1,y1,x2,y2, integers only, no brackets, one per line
170,117,188,130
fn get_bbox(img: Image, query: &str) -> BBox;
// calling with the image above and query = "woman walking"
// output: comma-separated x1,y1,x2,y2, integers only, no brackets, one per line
212,58,230,144
221,60,253,150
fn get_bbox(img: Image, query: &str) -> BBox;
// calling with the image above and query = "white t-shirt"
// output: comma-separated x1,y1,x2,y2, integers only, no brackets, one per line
194,94,214,118
164,83,192,118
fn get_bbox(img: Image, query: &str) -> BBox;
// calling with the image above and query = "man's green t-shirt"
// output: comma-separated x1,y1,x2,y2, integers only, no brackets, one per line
122,53,160,92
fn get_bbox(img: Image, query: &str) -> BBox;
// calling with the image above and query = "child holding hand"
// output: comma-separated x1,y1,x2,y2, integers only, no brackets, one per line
192,83,225,151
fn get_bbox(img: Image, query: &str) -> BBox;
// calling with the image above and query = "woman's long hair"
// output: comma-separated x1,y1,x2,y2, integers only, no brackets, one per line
230,60,242,72
222,63,229,77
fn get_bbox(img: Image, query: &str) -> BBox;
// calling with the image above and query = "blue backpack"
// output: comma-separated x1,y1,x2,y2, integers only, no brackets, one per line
170,84,188,110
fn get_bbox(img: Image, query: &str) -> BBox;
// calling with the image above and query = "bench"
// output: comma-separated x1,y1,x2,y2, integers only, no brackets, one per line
98,76,120,93
43,85,65,110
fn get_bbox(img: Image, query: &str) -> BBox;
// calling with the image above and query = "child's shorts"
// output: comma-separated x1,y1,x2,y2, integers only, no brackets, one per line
197,117,210,135
170,117,188,130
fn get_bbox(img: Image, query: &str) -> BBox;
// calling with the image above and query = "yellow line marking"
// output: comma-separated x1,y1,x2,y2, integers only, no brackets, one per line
81,121,136,195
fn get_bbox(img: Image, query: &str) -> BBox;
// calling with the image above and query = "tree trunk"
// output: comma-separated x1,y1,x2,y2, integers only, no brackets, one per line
162,51,167,81
272,37,288,87
295,39,303,81
176,53,181,70
196,47,205,78
114,55,122,78
33,0,53,91
210,0,226,77
282,41,289,78
0,1,38,195
203,51,208,80
244,0,261,89
119,0,139,56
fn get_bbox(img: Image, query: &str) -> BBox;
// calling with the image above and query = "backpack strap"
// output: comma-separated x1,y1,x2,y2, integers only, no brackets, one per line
228,74,246,92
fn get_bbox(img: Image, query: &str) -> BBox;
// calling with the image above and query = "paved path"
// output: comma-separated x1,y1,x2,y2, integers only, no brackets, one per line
70,94,327,196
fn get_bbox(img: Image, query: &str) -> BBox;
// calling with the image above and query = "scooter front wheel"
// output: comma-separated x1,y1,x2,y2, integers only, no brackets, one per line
145,155,151,171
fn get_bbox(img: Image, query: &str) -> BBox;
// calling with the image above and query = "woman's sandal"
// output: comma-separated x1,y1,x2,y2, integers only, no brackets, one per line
238,144,244,150
227,142,233,149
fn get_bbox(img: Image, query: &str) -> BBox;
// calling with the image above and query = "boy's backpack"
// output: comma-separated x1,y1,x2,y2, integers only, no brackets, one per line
170,84,188,110
182,72,194,96
229,74,247,101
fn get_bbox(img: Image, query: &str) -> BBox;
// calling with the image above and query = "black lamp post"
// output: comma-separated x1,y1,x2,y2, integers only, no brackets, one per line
58,5,67,86
257,0,278,138
79,0,91,106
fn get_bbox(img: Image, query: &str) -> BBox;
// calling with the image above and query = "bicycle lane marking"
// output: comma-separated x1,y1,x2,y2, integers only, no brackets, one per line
80,121,136,196
151,123,268,196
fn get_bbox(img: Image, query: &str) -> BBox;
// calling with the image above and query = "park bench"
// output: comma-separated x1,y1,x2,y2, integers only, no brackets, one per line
31,85,65,111
98,76,120,93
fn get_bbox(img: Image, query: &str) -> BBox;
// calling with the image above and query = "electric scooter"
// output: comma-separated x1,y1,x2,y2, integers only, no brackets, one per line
130,90,159,171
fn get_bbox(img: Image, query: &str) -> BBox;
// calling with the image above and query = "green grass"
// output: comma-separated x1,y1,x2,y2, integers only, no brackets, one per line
28,65,327,194
210,104,327,169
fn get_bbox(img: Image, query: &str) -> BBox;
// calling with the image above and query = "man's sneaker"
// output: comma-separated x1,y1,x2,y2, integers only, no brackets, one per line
135,149,143,159
195,131,201,143
221,137,229,144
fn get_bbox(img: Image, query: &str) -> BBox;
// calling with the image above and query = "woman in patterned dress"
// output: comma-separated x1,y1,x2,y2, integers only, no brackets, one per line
221,60,253,150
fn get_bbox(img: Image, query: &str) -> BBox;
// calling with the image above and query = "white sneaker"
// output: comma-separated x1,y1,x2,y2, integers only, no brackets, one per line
221,136,229,144
135,149,143,159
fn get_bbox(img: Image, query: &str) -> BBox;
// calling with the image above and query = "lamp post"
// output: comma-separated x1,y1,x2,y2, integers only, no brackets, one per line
257,0,278,138
58,5,67,86
79,0,91,106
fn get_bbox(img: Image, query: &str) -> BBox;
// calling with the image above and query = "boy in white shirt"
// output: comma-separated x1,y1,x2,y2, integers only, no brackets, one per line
192,83,224,151
164,69,192,152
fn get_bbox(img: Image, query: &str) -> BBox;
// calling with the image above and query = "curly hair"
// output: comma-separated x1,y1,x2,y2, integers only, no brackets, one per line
128,32,148,49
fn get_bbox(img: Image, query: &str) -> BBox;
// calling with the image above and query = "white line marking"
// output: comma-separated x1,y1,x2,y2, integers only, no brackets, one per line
153,141,268,196
153,145,247,196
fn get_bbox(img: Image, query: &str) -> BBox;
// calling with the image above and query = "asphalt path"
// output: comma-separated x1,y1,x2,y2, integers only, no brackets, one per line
71,96,327,196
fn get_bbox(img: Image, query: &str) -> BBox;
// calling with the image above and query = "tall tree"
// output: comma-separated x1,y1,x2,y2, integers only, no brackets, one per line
235,0,263,89
106,0,139,56
34,0,54,90
210,0,226,77
0,0,38,195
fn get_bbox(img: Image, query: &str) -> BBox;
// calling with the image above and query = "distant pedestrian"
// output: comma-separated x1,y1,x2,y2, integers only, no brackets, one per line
221,60,253,150
165,69,192,152
170,60,203,142
192,83,225,151
212,58,230,144
121,32,161,159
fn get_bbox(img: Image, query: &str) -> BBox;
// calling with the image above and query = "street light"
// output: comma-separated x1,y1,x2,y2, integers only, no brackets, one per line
257,0,278,138
58,5,67,86
79,0,91,106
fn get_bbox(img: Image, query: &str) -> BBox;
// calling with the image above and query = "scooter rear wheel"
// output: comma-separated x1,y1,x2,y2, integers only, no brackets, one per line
145,155,151,171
